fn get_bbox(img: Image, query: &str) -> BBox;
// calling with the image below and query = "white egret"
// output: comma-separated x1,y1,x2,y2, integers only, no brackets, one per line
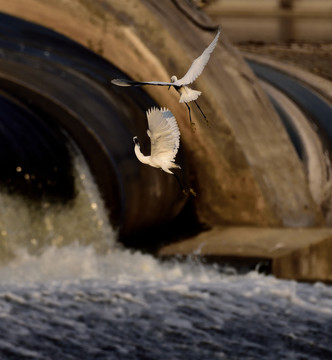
133,107,196,196
112,28,221,126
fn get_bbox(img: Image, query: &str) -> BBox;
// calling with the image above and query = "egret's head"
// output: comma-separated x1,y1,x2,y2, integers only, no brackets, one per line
169,75,177,90
133,136,139,145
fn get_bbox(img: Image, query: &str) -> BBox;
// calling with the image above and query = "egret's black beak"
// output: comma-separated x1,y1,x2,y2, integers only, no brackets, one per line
168,86,171,90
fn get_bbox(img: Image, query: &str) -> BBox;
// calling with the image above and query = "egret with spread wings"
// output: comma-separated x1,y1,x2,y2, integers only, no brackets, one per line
112,28,221,126
133,107,196,196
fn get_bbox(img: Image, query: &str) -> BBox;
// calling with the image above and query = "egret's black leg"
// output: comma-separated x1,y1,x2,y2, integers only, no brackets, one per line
173,174,183,192
194,100,208,124
185,103,195,128
173,174,196,197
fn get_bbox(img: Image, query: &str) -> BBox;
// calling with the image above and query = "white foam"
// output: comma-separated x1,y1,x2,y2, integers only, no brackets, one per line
0,242,222,285
0,148,331,321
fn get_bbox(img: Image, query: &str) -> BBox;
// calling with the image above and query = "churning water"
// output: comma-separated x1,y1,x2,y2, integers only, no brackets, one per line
0,154,332,360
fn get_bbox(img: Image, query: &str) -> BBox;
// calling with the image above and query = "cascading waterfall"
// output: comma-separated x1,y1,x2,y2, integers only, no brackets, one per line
0,148,117,264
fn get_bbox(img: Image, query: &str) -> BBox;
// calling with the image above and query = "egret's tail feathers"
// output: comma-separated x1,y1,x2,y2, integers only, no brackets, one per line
171,163,181,170
179,87,201,103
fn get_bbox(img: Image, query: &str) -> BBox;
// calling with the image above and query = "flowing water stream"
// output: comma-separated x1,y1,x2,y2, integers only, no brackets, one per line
0,153,331,359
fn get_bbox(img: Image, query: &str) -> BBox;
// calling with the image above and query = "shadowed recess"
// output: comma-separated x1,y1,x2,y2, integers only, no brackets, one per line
0,12,188,238
0,93,74,201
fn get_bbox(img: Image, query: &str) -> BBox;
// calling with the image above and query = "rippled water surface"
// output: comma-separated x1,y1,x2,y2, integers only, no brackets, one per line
0,245,331,360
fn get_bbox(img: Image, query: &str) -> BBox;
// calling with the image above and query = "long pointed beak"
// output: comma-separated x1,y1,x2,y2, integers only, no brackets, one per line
168,86,171,90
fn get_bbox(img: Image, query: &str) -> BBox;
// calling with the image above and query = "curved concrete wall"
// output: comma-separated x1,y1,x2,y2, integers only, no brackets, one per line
0,12,187,237
0,0,325,236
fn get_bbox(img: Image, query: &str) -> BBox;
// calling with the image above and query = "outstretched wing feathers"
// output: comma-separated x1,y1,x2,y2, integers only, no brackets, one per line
111,79,173,87
175,28,221,86
146,107,180,162
112,28,220,89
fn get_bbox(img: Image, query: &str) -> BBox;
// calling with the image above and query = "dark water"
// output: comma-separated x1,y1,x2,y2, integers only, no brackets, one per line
0,154,332,360
0,248,332,360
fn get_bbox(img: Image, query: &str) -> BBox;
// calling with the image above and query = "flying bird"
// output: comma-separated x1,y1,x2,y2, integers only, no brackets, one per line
112,28,221,127
133,107,196,196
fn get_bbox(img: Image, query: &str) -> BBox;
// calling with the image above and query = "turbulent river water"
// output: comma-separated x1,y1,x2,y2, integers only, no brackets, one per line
0,154,332,360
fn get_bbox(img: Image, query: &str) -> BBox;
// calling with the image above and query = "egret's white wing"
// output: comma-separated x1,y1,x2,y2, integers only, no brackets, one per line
111,79,173,87
175,28,221,86
146,107,180,162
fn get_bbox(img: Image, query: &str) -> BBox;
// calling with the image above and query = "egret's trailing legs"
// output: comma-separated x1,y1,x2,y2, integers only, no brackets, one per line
185,101,207,129
194,100,208,124
185,103,194,128
174,173,196,197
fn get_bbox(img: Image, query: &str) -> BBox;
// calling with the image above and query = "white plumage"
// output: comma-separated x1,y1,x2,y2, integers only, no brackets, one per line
133,107,196,195
133,107,181,174
170,27,220,87
112,28,221,125
178,86,201,103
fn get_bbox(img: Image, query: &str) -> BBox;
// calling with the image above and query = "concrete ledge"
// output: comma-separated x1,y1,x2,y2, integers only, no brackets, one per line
158,227,332,282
